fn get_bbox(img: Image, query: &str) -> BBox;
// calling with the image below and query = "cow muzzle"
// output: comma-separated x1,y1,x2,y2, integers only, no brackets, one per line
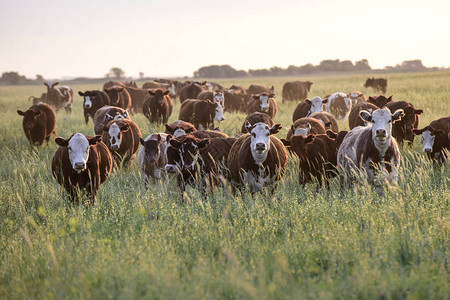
424,148,432,154
111,144,120,151
74,162,86,172
165,164,178,173
255,143,266,152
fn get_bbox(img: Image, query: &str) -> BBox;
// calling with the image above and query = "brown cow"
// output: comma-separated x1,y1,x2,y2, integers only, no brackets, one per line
142,89,173,124
286,117,326,140
103,86,132,111
165,120,197,137
229,85,247,94
246,93,277,118
93,106,130,135
282,81,313,103
137,133,169,185
179,99,225,130
309,111,339,133
179,81,209,103
123,86,152,114
224,90,250,112
197,90,225,108
102,119,142,167
326,130,349,154
17,103,56,146
44,81,74,113
52,134,113,204
323,92,352,121
413,116,450,162
241,112,274,134
103,80,137,89
364,78,387,94
247,84,276,97
79,90,110,124
348,95,392,129
386,101,423,146
292,97,328,122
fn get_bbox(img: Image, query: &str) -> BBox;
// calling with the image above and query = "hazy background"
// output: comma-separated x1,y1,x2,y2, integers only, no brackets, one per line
1,0,449,79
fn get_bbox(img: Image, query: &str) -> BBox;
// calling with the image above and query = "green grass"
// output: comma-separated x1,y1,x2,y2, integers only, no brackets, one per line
0,72,449,299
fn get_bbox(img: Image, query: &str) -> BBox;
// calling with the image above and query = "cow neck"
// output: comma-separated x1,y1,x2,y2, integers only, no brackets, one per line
364,129,393,164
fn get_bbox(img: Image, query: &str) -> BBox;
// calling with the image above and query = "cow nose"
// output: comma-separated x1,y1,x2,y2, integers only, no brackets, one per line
376,129,386,136
165,164,177,173
111,145,119,150
256,143,266,150
74,162,85,170
424,148,432,153
85,104,91,108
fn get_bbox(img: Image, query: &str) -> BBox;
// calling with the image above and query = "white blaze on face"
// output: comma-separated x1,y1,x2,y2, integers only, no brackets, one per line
173,128,186,137
259,95,270,111
213,92,225,107
108,123,122,150
84,96,92,108
294,126,310,137
206,82,213,92
67,133,90,173
309,96,324,114
249,123,271,164
350,92,359,98
214,103,225,122
421,130,435,152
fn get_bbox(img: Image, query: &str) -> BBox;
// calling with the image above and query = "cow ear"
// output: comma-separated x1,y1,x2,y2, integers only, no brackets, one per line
368,96,375,103
198,138,210,149
44,82,49,87
17,110,25,116
165,124,173,133
148,90,155,95
164,90,170,95
305,99,311,104
54,82,59,86
155,133,161,142
140,137,145,145
166,134,173,143
325,121,332,128
415,109,423,115
391,109,404,123
280,138,291,146
359,110,372,122
78,91,85,96
290,125,295,134
322,98,329,104
269,93,275,98
169,139,181,149
89,135,102,145
326,130,337,139
387,95,393,103
55,137,68,147
123,111,128,118
305,134,315,144
245,120,253,132
270,123,282,135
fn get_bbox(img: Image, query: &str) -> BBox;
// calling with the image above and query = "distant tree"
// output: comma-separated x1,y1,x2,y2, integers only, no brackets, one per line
35,74,44,82
1,72,25,85
194,65,247,78
106,67,125,79
139,72,144,80
355,59,371,71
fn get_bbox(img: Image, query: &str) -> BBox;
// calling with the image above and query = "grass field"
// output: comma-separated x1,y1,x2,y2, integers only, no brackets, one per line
0,71,449,299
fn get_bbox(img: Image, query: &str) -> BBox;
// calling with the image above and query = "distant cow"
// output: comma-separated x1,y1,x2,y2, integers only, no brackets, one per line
292,96,328,122
179,99,225,130
338,108,404,194
348,91,366,106
79,90,110,124
103,80,137,89
364,78,387,94
323,92,352,121
227,122,288,194
246,93,277,118
413,116,450,162
348,95,393,129
52,134,113,204
124,86,151,114
386,101,423,146
179,81,209,103
247,84,276,97
17,103,56,146
282,81,313,103
142,89,173,124
165,120,197,137
103,86,132,111
93,106,130,135
44,81,74,113
286,117,326,140
241,112,274,134
137,133,169,185
197,91,225,108
309,111,339,133
142,81,168,90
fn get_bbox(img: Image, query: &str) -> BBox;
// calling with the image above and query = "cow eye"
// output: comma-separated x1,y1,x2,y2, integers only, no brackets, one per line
68,147,72,151
388,120,392,123
251,133,256,138
266,133,270,137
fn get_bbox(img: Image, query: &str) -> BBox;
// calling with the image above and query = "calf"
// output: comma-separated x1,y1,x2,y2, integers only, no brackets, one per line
93,106,130,135
104,86,132,111
102,119,142,167
286,117,326,140
246,93,277,119
143,89,173,124
138,133,169,185
413,116,450,162
52,134,113,204
282,81,313,103
338,108,404,193
44,81,74,113
292,97,328,122
324,92,352,121
79,90,110,124
179,99,225,130
386,101,423,146
241,112,274,134
197,91,225,108
227,122,288,194
17,103,56,146
364,78,387,94
165,120,197,137
309,111,339,133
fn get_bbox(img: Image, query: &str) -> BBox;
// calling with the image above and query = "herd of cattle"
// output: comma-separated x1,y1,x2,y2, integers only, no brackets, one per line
17,78,450,203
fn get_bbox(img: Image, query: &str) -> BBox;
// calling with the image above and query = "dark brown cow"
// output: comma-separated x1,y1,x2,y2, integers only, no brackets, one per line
386,101,423,146
326,130,349,154
142,89,173,124
364,78,387,94
323,92,352,121
179,99,225,130
142,81,168,90
286,117,326,140
44,81,74,113
124,86,151,114
137,133,169,185
103,80,137,89
179,81,209,103
368,95,393,108
102,119,142,167
103,86,132,111
52,134,113,204
292,97,328,122
224,90,250,112
79,90,110,124
93,106,130,135
247,84,276,96
165,120,197,137
309,111,339,133
348,95,393,129
413,116,450,162
227,122,288,194
282,81,313,103
281,134,337,187
246,93,277,118
241,112,274,134
17,103,56,146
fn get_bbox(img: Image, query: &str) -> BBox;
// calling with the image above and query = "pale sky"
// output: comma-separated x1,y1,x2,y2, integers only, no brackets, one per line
1,0,449,79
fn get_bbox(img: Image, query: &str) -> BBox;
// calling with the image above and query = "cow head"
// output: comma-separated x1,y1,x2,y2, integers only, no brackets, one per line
104,87,123,106
140,134,163,165
359,108,404,142
401,106,423,141
55,133,101,173
213,91,225,108
165,122,196,137
364,78,374,88
252,93,274,113
103,121,129,151
368,95,392,108
305,96,327,116
269,86,277,98
283,134,316,161
17,109,42,130
169,136,210,172
44,81,59,90
164,135,180,173
208,101,225,122
291,123,311,137
413,126,445,153
105,108,128,123
245,121,282,163
149,89,170,105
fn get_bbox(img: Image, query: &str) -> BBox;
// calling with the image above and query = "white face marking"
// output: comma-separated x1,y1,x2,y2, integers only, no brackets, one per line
169,83,176,96
259,95,269,111
84,96,92,108
309,96,324,115
350,92,359,98
206,82,213,91
214,103,225,122
108,124,122,150
249,123,271,164
421,130,435,152
173,128,186,137
294,127,310,137
67,133,90,173
213,92,225,107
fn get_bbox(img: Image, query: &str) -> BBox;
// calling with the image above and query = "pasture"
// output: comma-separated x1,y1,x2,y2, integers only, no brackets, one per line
0,71,449,299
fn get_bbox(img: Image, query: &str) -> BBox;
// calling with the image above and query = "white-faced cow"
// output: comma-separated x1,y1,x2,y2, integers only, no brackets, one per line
79,90,110,124
324,92,352,121
93,106,130,135
292,96,328,122
286,117,326,140
137,133,169,185
165,120,197,137
246,93,277,119
44,81,74,113
17,103,56,146
413,116,450,162
179,99,225,130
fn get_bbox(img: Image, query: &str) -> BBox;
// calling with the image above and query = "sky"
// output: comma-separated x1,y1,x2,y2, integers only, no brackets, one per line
1,0,449,79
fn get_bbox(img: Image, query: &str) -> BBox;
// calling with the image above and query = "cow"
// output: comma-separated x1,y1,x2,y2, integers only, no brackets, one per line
348,96,393,129
227,122,288,194
286,117,326,140
197,91,225,108
103,86,132,111
413,116,450,162
123,86,152,114
142,89,173,124
292,97,328,122
103,80,137,89
368,95,393,108
323,92,352,121
142,81,169,90
348,91,366,106
179,81,209,103
179,99,225,130
93,106,130,135
247,84,276,97
309,111,339,133
385,101,423,146
44,81,74,113
137,133,169,185
79,90,110,124
229,85,247,94
17,103,56,146
51,134,113,204
246,93,277,119
281,134,337,187
165,120,197,137
326,130,349,154
364,78,387,94
282,81,313,103
241,112,274,134
338,108,404,194
224,90,251,112
102,119,141,167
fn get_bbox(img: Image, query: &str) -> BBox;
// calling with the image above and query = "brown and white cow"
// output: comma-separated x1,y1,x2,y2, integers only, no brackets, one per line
309,111,339,133
137,133,169,185
348,91,366,106
247,84,276,97
17,103,57,146
246,93,277,118
385,101,423,146
323,92,352,121
241,112,274,134
292,96,328,122
79,90,110,124
286,117,326,140
282,81,313,103
103,86,132,111
93,106,130,135
52,134,113,204
364,78,387,94
197,90,225,108
413,116,450,162
179,99,225,130
44,81,74,113
227,122,288,194
102,119,141,167
165,120,197,137
142,89,173,124
348,95,393,129
338,108,404,194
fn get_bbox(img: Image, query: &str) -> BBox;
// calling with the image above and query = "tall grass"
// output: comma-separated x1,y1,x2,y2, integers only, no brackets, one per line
0,72,449,299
